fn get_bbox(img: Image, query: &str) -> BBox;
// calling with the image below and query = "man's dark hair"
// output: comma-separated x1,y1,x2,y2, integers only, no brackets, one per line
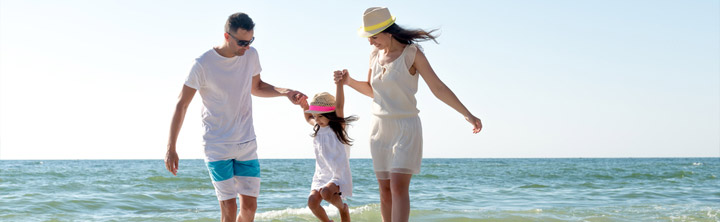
225,13,255,33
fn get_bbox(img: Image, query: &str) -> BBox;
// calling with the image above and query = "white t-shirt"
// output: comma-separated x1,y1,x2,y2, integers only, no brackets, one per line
184,47,262,145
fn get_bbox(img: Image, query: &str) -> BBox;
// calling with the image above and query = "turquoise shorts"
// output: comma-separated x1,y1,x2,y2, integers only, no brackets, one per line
204,140,261,200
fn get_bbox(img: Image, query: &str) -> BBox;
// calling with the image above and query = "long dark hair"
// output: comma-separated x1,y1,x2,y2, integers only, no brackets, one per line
312,112,359,146
382,23,439,44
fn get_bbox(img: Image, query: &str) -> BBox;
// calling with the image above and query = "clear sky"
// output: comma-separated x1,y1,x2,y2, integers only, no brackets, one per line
1,0,718,159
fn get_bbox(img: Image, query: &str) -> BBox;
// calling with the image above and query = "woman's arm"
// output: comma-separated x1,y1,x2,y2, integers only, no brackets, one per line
335,69,373,98
414,50,483,133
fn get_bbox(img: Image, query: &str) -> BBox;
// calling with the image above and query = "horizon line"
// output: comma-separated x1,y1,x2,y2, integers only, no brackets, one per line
1,157,718,161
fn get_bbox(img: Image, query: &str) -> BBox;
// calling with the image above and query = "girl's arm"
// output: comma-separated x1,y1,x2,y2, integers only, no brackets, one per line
414,50,483,134
335,69,374,98
335,70,345,118
300,99,315,126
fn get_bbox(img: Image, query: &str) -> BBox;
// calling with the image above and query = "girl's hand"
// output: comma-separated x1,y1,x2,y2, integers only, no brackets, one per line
334,69,349,85
299,98,309,110
465,115,483,134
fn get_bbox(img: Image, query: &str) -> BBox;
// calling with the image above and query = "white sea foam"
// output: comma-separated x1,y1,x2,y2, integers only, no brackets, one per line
255,203,379,219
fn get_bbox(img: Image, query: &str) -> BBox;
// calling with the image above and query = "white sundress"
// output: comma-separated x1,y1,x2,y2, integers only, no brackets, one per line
311,126,353,198
369,43,424,179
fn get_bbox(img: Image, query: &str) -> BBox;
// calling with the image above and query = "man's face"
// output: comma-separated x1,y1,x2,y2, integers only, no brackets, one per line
226,29,254,56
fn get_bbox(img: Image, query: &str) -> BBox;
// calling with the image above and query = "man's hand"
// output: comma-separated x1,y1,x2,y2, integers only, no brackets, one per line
165,148,179,176
286,90,308,105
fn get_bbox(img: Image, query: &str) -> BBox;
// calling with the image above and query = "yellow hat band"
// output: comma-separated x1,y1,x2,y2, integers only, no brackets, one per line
363,17,394,32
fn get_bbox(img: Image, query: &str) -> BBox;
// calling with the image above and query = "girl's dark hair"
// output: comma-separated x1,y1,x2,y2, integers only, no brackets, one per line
312,112,359,146
382,23,439,44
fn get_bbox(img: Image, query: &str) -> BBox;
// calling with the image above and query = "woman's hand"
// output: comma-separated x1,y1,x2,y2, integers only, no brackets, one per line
334,69,349,85
466,115,483,134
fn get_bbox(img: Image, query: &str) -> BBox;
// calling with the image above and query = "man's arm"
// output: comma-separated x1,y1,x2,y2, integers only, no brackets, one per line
165,85,196,176
251,74,307,104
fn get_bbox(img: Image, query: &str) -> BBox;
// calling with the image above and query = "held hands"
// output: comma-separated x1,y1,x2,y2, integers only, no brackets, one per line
299,97,309,110
333,69,349,85
466,115,483,134
286,90,308,105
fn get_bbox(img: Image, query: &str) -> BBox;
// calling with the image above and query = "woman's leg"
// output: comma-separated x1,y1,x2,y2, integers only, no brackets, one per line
377,179,392,222
390,173,412,222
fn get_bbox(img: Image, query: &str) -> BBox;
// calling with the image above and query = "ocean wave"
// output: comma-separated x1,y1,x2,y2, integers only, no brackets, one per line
255,203,381,221
518,184,549,188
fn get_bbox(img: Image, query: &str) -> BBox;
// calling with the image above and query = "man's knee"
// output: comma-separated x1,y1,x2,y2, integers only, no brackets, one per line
220,198,237,208
240,202,256,213
239,196,257,212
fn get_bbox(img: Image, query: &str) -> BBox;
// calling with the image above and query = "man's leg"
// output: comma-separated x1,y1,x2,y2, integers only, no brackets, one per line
219,198,237,222
236,194,257,222
231,140,261,222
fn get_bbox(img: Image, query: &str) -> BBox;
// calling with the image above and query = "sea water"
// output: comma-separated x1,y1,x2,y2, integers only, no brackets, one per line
1,158,718,221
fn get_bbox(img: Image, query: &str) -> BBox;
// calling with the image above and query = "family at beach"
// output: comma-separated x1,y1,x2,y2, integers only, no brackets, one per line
165,7,482,222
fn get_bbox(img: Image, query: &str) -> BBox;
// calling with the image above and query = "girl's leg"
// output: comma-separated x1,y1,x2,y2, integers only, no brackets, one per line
377,179,392,222
320,184,350,222
390,173,412,222
308,190,332,222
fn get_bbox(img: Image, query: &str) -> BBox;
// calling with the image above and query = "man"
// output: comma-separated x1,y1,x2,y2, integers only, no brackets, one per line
164,12,306,222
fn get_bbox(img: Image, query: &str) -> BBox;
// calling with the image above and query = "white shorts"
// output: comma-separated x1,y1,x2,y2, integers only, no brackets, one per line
370,115,423,180
204,140,261,201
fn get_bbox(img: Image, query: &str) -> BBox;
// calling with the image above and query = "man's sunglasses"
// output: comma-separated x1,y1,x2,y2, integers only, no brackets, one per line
227,33,255,47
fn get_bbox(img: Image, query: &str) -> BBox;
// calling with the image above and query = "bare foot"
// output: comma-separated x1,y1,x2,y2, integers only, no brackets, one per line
339,203,350,222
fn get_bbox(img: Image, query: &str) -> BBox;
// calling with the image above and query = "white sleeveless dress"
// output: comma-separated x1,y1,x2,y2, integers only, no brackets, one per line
311,126,353,198
369,43,423,179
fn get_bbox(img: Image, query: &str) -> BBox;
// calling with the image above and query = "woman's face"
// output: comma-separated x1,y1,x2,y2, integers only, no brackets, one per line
368,32,392,49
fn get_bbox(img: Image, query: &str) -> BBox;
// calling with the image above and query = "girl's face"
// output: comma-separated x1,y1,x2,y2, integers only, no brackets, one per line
313,114,329,127
368,32,392,50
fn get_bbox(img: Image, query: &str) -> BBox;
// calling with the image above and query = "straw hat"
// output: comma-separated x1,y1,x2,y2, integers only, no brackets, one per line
357,7,396,37
305,92,336,114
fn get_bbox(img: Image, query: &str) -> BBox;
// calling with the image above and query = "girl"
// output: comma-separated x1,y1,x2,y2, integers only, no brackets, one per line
335,7,482,222
300,70,358,222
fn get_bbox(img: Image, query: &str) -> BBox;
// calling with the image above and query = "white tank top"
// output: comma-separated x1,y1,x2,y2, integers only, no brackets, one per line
370,43,420,118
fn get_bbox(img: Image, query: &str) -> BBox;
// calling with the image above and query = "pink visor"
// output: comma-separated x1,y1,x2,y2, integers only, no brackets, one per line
307,105,335,113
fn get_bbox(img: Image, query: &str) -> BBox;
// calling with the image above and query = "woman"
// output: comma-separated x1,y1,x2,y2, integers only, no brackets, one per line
334,7,483,222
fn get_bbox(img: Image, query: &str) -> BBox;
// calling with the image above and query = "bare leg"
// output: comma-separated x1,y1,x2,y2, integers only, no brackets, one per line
390,173,412,222
219,198,237,222
377,179,392,222
236,195,257,222
308,190,332,222
320,184,350,222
